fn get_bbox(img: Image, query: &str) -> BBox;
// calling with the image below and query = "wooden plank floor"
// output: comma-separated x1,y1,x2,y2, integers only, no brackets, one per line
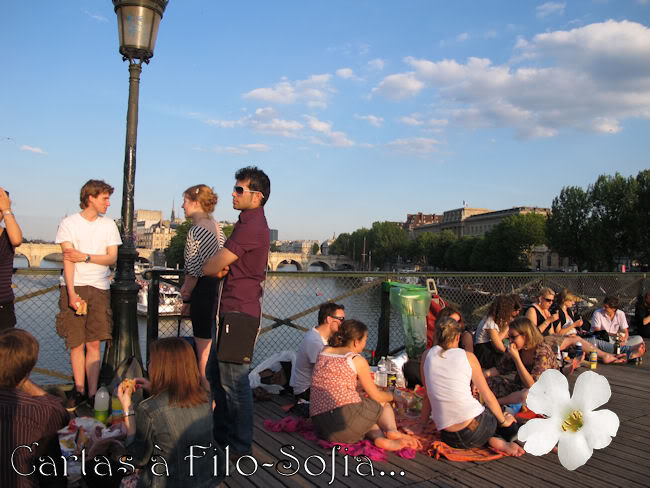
223,339,650,488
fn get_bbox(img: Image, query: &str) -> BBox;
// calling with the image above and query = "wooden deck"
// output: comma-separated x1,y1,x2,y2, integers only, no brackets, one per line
224,341,650,488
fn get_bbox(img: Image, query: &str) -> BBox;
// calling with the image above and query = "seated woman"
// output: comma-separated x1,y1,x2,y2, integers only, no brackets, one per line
310,319,420,451
554,288,584,336
420,317,524,455
118,338,221,488
473,295,516,369
525,287,560,336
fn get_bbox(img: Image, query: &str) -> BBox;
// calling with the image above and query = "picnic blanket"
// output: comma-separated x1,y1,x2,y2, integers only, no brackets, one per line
265,413,507,462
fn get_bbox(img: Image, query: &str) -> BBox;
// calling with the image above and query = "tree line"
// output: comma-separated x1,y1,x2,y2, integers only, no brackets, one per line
329,170,649,272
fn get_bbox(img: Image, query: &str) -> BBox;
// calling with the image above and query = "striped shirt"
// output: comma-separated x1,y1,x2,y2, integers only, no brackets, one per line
184,224,225,277
0,229,14,303
0,389,70,488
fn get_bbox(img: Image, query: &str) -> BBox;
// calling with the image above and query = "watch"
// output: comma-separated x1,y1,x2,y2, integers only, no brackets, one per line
84,254,91,263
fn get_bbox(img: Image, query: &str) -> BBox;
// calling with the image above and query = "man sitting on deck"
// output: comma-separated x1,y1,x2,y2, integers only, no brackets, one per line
290,302,345,402
587,296,646,359
0,329,69,488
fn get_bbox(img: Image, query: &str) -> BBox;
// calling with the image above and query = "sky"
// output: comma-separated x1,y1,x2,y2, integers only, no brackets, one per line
2,1,649,242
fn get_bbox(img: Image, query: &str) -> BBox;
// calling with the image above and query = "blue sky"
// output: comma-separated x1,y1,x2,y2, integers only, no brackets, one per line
2,1,649,242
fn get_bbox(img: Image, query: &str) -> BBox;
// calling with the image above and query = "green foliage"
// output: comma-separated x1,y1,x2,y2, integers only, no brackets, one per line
312,242,320,254
164,219,192,268
223,225,234,239
488,213,547,271
546,170,648,271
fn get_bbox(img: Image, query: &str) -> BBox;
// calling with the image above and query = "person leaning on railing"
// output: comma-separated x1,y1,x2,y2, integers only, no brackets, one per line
0,187,23,331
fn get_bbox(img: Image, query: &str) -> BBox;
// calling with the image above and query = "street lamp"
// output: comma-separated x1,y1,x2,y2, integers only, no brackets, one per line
102,0,168,383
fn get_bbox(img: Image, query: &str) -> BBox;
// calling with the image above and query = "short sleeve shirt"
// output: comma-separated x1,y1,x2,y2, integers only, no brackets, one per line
220,207,270,318
591,308,628,335
184,224,225,278
55,213,122,289
290,327,327,395
474,316,499,345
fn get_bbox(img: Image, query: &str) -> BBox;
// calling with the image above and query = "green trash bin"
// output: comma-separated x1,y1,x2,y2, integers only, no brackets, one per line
388,282,430,360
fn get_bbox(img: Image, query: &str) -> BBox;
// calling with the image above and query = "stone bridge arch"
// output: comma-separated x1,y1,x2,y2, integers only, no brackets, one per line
307,260,332,271
276,259,303,271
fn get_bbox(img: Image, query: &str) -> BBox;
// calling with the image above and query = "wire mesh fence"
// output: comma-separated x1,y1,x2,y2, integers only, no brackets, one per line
12,268,649,384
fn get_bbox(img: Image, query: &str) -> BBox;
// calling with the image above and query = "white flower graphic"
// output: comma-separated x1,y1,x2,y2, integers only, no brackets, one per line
518,369,619,471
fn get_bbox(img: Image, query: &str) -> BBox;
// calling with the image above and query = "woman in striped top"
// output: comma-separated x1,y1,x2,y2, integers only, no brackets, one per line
180,185,226,390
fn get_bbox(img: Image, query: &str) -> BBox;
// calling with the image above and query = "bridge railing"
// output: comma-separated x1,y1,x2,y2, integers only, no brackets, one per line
11,268,649,384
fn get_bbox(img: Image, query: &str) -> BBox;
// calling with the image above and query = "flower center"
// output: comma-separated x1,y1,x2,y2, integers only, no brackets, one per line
561,410,584,432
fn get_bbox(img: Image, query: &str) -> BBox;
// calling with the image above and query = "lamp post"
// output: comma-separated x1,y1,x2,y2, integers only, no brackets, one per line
102,0,168,383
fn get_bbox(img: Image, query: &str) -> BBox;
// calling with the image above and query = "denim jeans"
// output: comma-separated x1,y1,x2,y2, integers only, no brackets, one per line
440,410,498,449
206,318,254,455
584,336,641,357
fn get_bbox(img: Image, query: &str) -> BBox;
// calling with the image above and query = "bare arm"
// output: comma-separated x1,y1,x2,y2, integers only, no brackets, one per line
353,355,393,404
203,247,238,277
488,328,506,352
63,245,118,266
0,189,22,246
419,349,432,424
468,352,514,427
507,343,535,388
181,274,198,301
60,242,81,310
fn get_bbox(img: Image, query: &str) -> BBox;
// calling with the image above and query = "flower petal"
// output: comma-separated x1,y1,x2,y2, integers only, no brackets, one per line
526,369,570,417
557,431,593,470
518,418,561,456
582,409,619,450
571,371,611,412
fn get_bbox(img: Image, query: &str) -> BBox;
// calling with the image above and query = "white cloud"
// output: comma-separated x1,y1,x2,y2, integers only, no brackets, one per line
372,72,424,100
304,116,354,147
368,58,385,70
84,10,107,22
485,30,498,39
354,114,384,127
336,68,355,79
399,115,425,126
195,107,303,138
536,2,566,19
243,74,334,108
388,137,439,155
373,21,650,138
241,143,271,152
20,145,46,155
457,32,470,42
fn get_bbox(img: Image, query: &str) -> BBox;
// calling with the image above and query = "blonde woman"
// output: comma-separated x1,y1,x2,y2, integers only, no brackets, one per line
554,289,584,336
525,287,560,336
180,185,226,390
420,317,523,455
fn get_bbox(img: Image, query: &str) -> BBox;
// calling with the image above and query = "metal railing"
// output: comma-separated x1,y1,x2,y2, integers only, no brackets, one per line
12,268,649,384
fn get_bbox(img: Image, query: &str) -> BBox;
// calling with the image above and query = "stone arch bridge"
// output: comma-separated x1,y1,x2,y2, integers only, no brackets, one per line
267,252,354,271
15,243,155,268
15,244,354,272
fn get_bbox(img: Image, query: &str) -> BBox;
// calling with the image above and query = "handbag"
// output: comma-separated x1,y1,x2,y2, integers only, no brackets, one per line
217,311,261,364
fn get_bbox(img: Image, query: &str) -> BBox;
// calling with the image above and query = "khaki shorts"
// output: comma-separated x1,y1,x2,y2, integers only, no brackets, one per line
55,286,113,348
311,396,383,444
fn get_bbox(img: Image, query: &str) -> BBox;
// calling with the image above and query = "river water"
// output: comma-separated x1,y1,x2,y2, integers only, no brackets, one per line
13,258,404,385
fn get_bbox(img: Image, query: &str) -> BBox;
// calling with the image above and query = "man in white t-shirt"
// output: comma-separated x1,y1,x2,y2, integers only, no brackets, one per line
55,180,122,411
290,302,345,401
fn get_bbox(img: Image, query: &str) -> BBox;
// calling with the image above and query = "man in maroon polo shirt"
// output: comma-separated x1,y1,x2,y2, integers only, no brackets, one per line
203,166,270,456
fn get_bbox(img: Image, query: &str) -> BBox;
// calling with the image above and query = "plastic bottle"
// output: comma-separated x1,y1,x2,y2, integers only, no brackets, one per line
377,356,387,372
111,387,124,425
94,386,110,424
590,351,598,370
575,342,583,363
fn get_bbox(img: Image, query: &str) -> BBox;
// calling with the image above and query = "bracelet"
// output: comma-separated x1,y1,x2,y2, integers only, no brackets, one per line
2,209,12,216
499,417,507,425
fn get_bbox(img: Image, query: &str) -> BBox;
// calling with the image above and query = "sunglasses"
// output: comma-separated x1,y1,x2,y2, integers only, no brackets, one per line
330,315,345,321
234,186,264,198
542,297,554,303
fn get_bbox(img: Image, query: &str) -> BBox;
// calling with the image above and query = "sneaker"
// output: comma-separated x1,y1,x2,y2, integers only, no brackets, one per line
65,389,88,412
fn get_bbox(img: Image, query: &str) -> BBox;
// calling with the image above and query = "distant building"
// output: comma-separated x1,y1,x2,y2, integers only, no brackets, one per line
136,209,163,248
269,229,279,242
275,240,320,254
142,222,176,250
404,213,441,230
464,207,550,237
